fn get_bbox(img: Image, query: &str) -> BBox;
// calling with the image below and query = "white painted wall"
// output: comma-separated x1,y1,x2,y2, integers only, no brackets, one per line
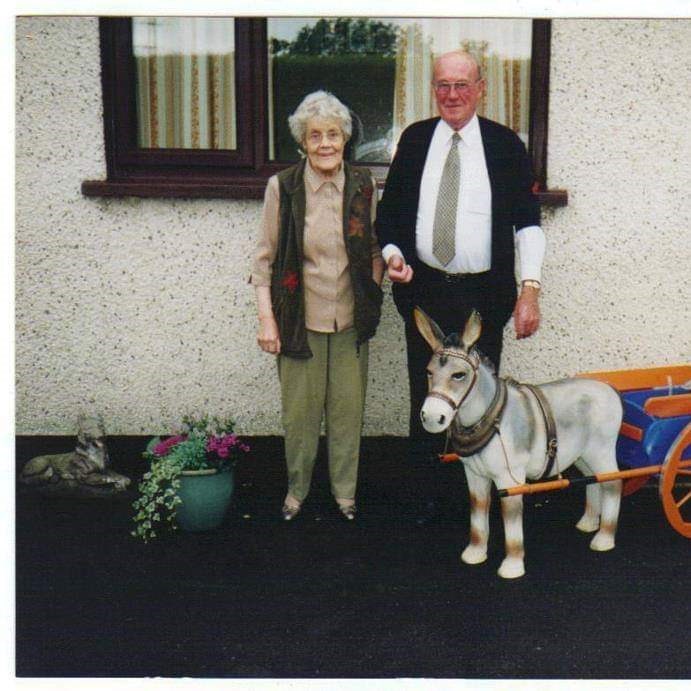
15,17,691,434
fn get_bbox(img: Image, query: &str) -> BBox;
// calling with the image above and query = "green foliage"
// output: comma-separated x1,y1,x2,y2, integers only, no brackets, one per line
180,412,237,442
131,414,248,542
131,455,183,543
268,18,398,163
153,435,207,470
271,18,399,57
271,53,395,163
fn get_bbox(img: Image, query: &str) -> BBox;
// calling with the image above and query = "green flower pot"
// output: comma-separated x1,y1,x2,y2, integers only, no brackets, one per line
176,468,235,532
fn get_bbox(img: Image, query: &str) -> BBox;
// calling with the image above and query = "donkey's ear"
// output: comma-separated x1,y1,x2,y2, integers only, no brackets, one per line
414,307,444,351
460,309,482,352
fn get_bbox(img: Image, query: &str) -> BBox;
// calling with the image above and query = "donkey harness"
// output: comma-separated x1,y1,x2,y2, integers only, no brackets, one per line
432,348,559,480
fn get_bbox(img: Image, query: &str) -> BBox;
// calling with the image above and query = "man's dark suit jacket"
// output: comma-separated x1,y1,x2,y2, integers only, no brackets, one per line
376,115,541,322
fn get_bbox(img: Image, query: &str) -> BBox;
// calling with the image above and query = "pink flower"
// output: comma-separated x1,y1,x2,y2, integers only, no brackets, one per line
153,434,187,457
206,433,249,460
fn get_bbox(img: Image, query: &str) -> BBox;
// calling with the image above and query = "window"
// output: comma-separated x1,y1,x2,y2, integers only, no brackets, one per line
268,18,533,164
82,17,566,205
132,17,238,150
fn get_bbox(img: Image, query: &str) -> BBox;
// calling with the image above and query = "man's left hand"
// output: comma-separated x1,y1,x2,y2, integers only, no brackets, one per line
513,286,540,339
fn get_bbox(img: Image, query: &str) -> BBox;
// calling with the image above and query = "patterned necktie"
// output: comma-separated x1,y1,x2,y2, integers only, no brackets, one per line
432,132,461,266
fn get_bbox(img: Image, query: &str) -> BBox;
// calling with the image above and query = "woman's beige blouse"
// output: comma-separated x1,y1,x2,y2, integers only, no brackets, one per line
251,162,381,334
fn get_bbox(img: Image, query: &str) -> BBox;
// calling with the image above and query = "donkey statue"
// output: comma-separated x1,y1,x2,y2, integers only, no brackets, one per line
415,308,623,579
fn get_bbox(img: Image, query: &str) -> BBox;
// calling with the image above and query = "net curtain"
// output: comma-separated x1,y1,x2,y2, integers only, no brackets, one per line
131,17,531,154
392,18,533,148
132,17,237,150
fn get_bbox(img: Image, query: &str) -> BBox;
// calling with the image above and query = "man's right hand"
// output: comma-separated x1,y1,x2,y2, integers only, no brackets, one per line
387,254,414,283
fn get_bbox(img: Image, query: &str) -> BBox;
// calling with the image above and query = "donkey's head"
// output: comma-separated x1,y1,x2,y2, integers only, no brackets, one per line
414,307,483,433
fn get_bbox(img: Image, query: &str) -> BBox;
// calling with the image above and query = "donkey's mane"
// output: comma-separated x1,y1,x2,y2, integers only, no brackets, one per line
441,333,496,375
477,351,496,375
442,333,461,348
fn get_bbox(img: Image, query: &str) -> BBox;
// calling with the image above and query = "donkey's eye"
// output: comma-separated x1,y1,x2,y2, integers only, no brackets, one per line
452,371,466,381
425,370,432,377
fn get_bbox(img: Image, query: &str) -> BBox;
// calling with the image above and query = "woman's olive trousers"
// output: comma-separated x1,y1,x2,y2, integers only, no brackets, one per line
277,328,368,503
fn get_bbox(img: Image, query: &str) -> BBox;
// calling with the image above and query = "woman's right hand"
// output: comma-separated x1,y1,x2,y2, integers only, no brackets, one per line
257,315,281,354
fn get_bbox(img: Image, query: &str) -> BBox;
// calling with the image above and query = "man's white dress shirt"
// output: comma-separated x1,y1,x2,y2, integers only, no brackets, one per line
382,114,545,282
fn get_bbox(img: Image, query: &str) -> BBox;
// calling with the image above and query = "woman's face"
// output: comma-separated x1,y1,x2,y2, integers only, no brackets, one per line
303,117,345,177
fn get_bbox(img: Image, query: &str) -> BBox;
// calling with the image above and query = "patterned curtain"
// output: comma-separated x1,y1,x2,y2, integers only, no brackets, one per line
392,23,434,146
393,19,532,147
133,17,237,150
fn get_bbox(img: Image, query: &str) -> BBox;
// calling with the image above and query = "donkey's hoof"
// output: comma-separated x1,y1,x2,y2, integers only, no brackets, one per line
589,533,615,552
498,557,525,579
576,515,600,533
461,545,487,565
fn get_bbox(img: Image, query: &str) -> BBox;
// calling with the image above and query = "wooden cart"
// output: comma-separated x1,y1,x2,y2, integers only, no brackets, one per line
496,365,691,538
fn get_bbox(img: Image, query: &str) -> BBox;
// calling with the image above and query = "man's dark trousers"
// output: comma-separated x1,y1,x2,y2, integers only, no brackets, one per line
397,263,512,512
375,116,541,517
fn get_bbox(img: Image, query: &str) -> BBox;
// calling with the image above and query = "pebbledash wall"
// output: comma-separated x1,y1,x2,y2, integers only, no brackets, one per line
15,17,691,435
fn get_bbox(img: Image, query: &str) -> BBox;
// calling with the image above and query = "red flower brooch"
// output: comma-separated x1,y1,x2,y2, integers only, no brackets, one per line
281,270,299,293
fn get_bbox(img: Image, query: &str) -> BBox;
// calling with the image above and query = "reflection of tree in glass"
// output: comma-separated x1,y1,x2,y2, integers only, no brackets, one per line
270,18,398,163
271,18,398,56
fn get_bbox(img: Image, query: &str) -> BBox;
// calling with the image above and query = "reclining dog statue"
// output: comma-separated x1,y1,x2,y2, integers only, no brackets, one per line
19,415,130,497
415,308,623,579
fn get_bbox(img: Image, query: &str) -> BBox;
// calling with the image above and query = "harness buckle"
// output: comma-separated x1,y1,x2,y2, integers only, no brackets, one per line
547,438,558,460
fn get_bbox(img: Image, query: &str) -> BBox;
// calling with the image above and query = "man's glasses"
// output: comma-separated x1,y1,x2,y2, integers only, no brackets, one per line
433,80,481,95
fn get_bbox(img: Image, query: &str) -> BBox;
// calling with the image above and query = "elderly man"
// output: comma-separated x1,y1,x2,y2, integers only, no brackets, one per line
376,50,545,523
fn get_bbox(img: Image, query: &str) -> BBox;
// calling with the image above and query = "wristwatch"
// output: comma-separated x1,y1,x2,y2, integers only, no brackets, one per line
521,280,541,290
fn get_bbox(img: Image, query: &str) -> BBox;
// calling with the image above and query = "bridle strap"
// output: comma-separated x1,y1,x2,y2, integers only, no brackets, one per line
437,349,480,366
425,348,511,458
520,382,559,480
426,390,462,410
427,349,479,412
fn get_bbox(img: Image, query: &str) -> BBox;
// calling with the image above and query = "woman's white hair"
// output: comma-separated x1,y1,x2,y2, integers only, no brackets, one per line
288,90,352,146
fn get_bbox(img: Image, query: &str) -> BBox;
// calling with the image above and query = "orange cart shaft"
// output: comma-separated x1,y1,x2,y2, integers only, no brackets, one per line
495,460,691,498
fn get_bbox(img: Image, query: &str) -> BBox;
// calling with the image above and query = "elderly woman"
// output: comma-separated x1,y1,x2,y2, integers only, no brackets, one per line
250,91,384,521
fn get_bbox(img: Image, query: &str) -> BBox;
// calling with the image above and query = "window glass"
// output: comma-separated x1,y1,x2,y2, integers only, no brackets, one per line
267,17,532,164
132,17,237,150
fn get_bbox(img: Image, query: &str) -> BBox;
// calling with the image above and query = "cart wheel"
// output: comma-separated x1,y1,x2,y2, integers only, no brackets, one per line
659,422,691,538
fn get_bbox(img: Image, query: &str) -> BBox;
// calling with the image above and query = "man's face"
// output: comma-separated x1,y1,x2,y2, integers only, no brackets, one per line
432,55,484,131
